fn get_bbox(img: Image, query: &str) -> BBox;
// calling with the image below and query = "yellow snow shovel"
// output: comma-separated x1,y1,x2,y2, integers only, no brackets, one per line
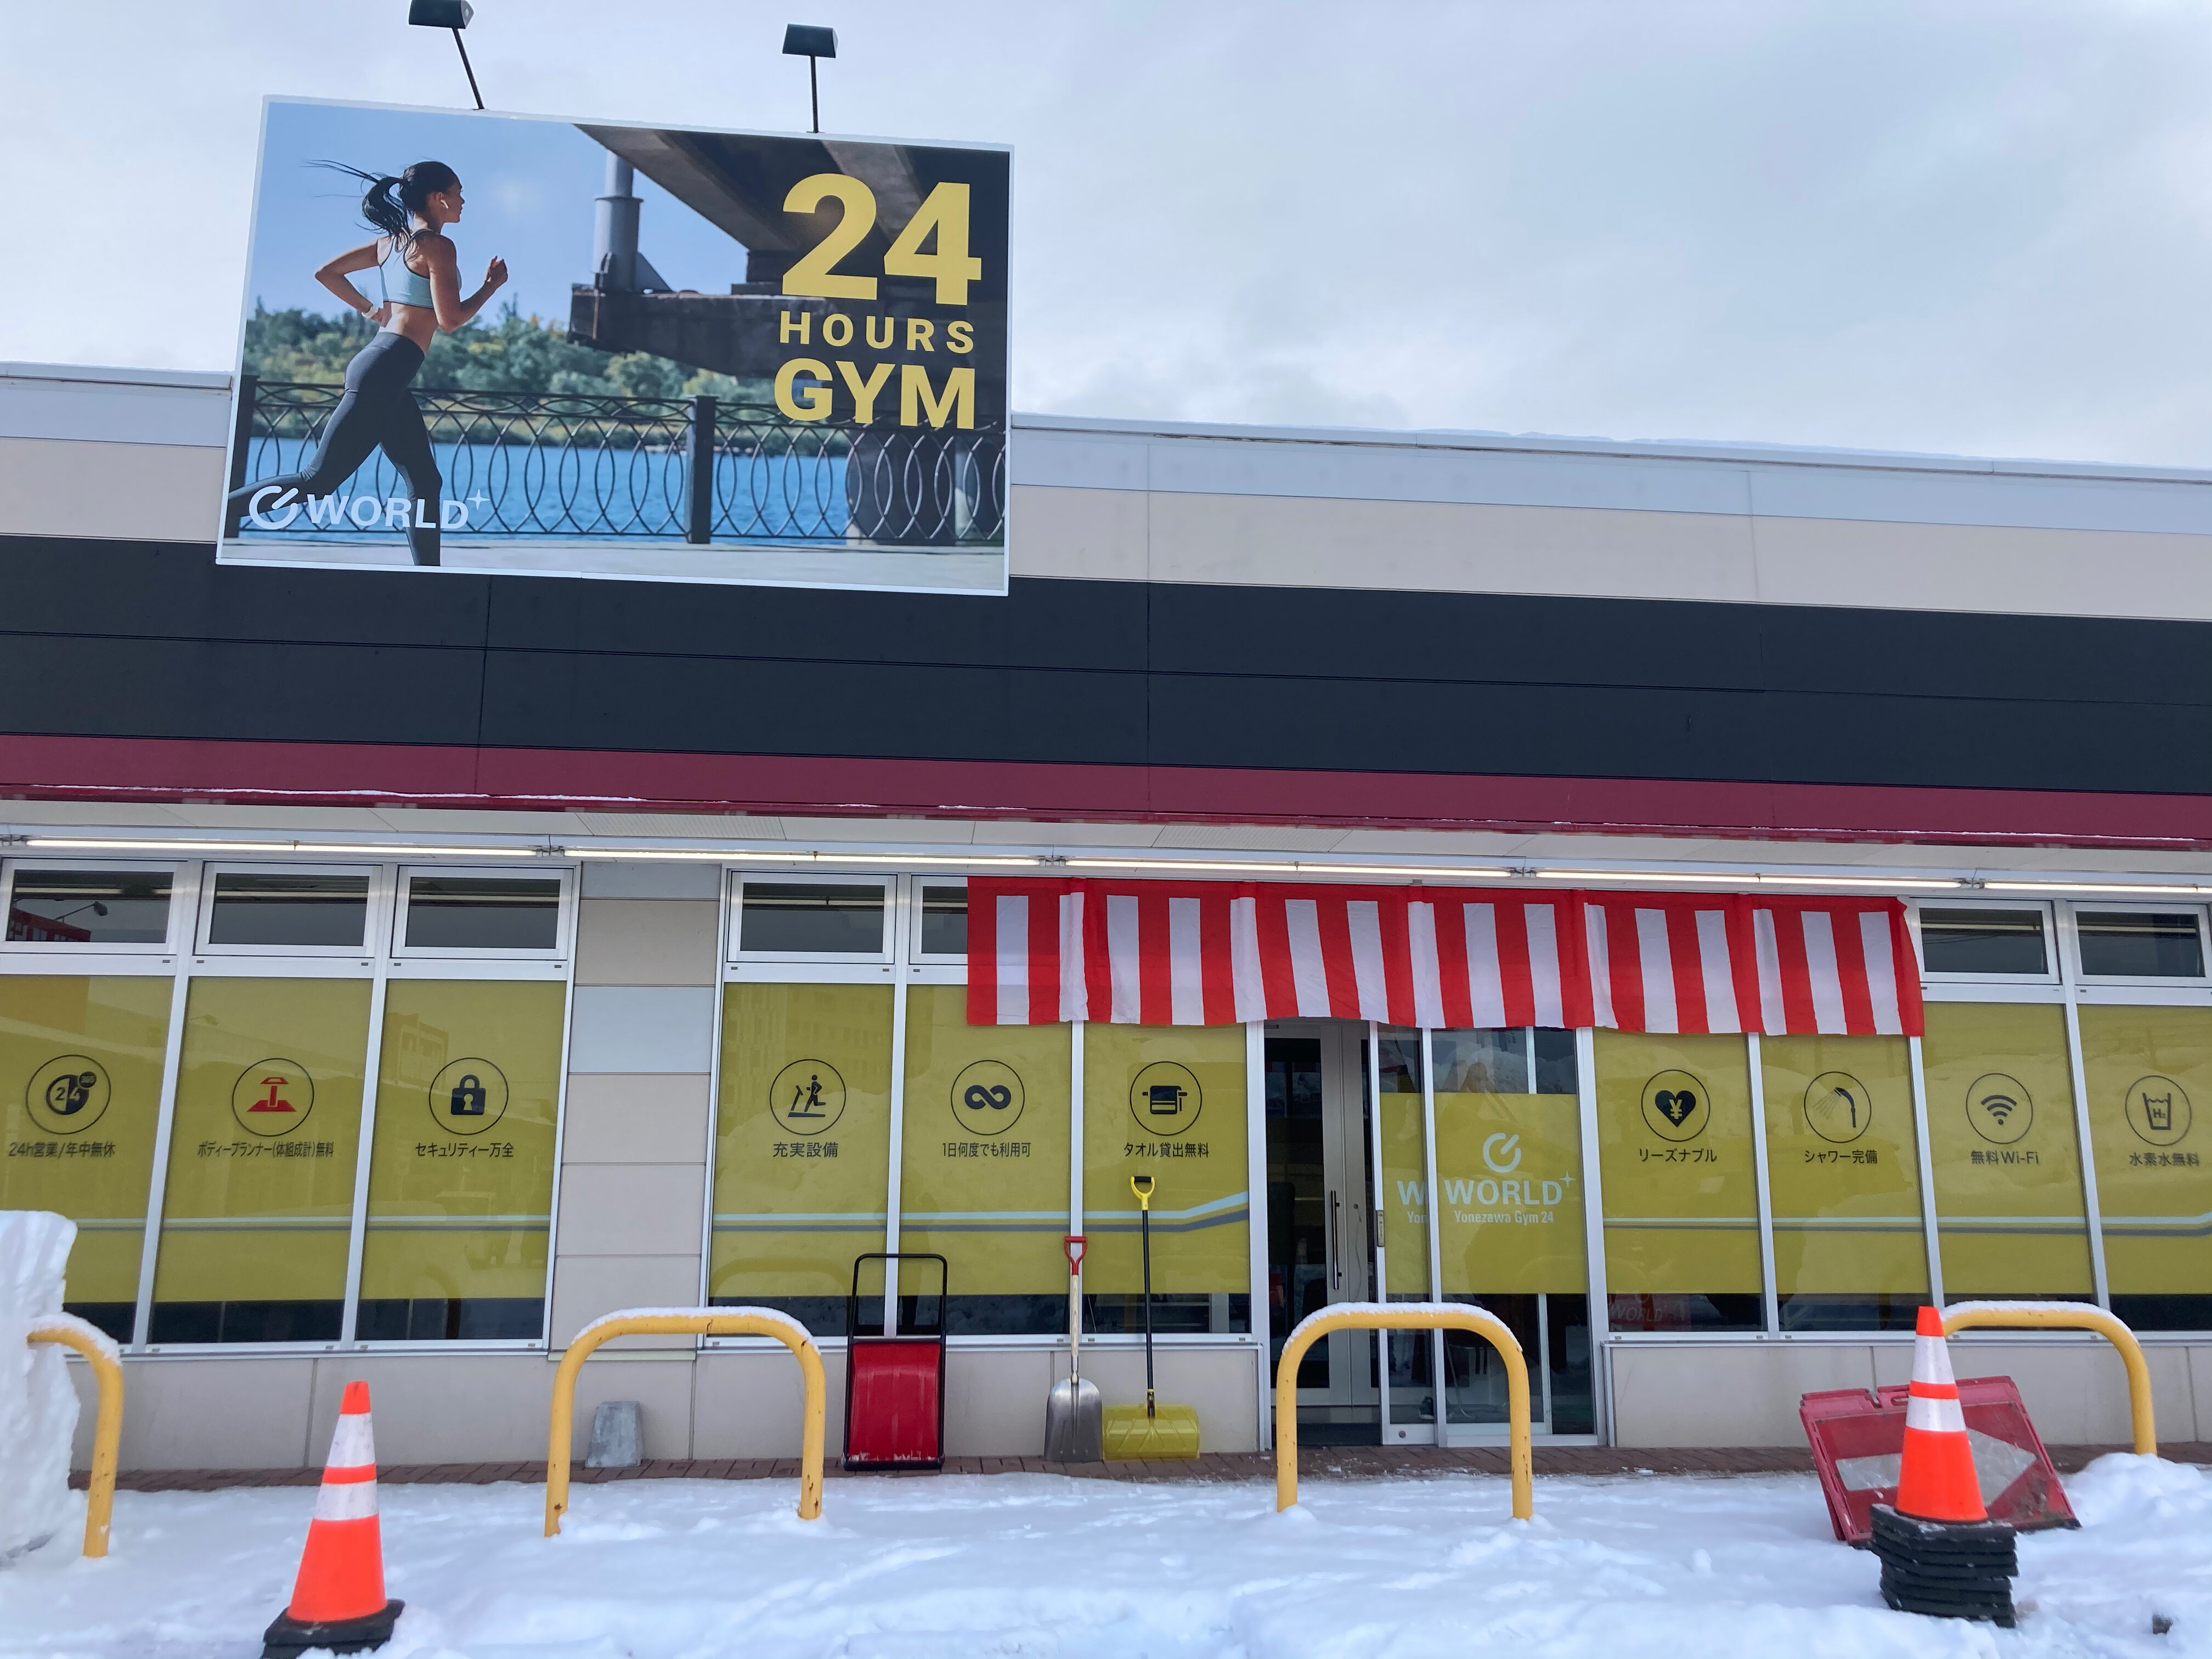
1102,1174,1202,1460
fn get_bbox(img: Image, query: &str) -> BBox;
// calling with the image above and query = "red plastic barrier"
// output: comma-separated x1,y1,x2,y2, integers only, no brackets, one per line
1801,1376,2077,1546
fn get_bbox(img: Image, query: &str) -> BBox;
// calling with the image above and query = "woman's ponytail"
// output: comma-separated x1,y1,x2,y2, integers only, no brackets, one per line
315,159,461,247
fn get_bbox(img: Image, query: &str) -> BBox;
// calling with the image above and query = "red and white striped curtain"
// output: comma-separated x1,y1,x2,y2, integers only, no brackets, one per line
967,879,1922,1037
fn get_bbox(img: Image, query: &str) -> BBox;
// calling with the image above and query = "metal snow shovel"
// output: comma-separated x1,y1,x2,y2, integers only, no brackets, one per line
1043,1232,1104,1461
1101,1175,1201,1460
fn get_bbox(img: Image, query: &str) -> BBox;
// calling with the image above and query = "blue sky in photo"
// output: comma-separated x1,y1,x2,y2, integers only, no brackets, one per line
247,100,747,329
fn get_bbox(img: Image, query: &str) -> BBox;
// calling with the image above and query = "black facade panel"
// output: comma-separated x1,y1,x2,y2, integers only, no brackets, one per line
0,537,490,650
479,651,1149,764
483,563,1150,672
0,635,484,745
4,533,2210,799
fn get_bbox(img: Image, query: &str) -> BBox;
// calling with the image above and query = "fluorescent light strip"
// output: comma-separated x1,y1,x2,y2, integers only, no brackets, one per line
1984,881,2211,896
561,847,1043,867
1536,868,1965,890
24,837,545,859
1064,858,1514,878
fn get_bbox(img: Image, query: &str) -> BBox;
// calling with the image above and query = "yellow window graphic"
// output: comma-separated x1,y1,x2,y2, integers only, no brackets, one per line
896,985,1070,1330
1082,1023,1248,1328
151,977,369,1342
1759,1034,1927,1323
357,979,563,1341
1,975,172,1339
712,983,892,1331
1922,1003,2093,1297
2077,1005,2211,1319
1433,1037,1586,1297
1596,1031,1762,1324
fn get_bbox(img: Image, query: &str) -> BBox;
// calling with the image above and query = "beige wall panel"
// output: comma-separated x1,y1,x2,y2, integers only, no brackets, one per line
554,1163,707,1257
1143,493,1762,602
1611,1344,1878,1447
305,1354,554,1465
1006,483,1149,583
560,1073,712,1165
940,1347,1057,1457
1058,1344,1261,1454
574,899,720,987
558,1353,698,1462
0,437,222,542
1750,515,2212,622
95,1357,318,1469
549,1254,704,1348
1937,1339,2196,1446
694,1346,848,1458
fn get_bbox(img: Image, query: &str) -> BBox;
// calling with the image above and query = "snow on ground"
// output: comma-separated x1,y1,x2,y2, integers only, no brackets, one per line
2,1456,2207,1658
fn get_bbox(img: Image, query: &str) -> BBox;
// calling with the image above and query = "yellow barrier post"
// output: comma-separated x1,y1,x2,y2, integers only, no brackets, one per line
27,1315,123,1560
1273,1304,1532,1520
1942,1301,2157,1457
545,1308,827,1536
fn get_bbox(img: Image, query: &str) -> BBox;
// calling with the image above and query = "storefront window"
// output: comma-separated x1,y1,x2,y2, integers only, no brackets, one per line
2077,1005,2211,1330
1434,1029,1591,1430
206,873,369,949
1374,1029,1432,1425
1,975,172,1341
1919,908,2049,977
354,980,563,1341
6,868,172,945
402,876,562,952
897,984,1069,1335
1921,1003,2094,1299
1759,1034,1927,1331
2075,912,2205,980
736,881,888,956
710,983,892,1334
150,977,369,1342
917,885,968,957
1596,1030,1763,1331
1082,1023,1249,1334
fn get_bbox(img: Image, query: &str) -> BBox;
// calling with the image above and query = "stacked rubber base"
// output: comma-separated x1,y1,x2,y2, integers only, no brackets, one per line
1870,1506,2016,1627
261,1598,405,1658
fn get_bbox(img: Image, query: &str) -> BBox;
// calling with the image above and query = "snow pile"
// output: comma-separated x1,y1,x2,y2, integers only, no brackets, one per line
3,1456,2208,1655
0,1212,81,1565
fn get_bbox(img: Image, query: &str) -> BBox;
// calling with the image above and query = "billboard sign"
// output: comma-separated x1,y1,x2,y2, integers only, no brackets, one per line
221,98,1010,593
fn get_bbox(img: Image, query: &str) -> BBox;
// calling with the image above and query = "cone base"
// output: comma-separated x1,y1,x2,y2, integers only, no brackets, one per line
262,1598,404,1658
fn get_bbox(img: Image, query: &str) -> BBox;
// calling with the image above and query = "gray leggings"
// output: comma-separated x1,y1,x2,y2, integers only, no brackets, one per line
228,331,442,566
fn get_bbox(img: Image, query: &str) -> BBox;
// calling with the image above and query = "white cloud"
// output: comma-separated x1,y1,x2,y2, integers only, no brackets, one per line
8,0,2212,464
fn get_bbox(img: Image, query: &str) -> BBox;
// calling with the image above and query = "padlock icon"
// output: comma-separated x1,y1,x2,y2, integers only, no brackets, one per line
448,1074,487,1116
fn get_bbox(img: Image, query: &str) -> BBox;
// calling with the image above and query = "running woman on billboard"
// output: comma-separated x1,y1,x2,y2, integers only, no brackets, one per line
226,162,506,566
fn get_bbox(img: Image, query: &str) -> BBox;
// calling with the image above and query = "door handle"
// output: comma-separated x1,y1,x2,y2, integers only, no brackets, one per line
1330,1189,1342,1286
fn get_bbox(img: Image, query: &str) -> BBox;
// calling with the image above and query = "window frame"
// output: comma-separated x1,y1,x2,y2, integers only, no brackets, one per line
390,865,573,964
726,872,895,966
1911,898,2061,989
909,876,971,967
192,862,383,960
2062,901,2212,990
1,858,186,958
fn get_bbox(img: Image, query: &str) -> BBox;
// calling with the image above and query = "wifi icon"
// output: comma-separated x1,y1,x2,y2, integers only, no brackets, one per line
1967,1074,2032,1144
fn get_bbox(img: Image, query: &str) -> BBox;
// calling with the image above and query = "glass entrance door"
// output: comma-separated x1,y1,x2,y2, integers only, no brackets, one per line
1264,1023,1379,1443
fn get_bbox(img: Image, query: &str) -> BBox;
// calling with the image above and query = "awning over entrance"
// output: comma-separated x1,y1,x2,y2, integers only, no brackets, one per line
967,879,1922,1037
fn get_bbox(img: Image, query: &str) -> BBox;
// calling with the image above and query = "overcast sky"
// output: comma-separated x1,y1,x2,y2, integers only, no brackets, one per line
9,1,2212,465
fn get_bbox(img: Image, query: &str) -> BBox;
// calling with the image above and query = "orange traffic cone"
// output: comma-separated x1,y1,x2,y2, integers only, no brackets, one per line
261,1381,404,1659
1893,1305,1985,1522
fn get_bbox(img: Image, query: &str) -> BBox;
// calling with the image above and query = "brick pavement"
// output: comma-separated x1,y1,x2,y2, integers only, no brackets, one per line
80,1442,2210,1494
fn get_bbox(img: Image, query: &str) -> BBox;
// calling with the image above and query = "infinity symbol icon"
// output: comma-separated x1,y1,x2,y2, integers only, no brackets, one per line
963,1084,1013,1111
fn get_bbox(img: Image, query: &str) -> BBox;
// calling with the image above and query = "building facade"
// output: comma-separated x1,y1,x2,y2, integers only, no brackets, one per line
4,358,2210,1469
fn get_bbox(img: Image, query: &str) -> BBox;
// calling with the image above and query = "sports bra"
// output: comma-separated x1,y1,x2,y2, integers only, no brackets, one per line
377,238,435,309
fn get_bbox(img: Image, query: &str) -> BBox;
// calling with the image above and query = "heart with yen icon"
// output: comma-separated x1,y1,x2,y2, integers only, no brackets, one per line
1653,1088,1699,1126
